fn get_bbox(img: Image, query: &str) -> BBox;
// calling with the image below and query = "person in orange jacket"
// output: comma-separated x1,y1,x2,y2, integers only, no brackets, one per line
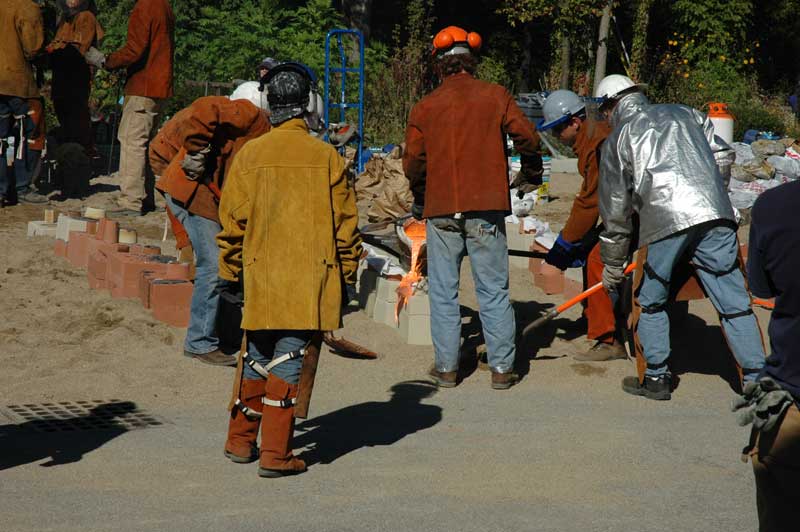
46,0,104,155
154,82,270,366
537,90,626,361
85,0,175,216
148,106,193,260
1,0,47,206
403,26,543,389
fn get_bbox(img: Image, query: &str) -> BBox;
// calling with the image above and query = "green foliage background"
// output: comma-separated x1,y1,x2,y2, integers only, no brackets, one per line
38,0,800,144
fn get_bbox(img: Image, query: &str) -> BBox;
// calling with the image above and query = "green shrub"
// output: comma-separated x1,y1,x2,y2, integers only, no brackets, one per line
363,0,435,146
650,59,794,140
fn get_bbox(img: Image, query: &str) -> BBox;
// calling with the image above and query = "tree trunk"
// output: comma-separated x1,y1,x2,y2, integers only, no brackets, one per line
629,0,654,82
559,34,571,89
340,0,373,43
593,0,613,95
520,22,533,92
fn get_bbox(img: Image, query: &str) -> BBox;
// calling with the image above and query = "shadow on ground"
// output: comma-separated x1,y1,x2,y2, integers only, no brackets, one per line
0,401,136,470
294,380,442,466
668,312,743,393
454,300,580,382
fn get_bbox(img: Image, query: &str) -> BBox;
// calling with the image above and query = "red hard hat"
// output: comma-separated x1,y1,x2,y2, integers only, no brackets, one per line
432,26,482,55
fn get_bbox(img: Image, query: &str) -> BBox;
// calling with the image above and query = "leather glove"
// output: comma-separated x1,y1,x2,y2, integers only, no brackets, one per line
181,149,208,181
545,233,584,270
511,153,544,198
732,377,793,432
85,46,106,68
602,263,625,292
411,203,424,221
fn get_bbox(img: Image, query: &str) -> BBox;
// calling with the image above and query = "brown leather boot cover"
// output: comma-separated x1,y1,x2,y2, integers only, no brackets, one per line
259,376,306,472
225,379,264,459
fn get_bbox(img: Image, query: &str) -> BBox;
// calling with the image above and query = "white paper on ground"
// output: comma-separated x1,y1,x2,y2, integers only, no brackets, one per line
362,243,406,277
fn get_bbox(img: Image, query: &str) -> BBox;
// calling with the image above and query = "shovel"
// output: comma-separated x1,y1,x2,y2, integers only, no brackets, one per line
522,262,637,335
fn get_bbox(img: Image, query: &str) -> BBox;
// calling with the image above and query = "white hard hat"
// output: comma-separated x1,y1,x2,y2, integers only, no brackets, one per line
230,81,267,111
538,90,585,131
594,74,647,101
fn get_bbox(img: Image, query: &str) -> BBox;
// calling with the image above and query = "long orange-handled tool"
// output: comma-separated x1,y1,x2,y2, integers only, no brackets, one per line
522,262,638,336
752,298,774,310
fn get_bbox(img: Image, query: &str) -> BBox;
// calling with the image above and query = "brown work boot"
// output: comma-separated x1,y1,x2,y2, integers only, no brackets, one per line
574,340,628,362
428,367,458,388
258,375,307,478
184,349,237,366
491,370,520,390
224,379,264,463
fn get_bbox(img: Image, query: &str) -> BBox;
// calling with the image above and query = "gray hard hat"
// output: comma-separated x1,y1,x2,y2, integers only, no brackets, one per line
538,90,585,131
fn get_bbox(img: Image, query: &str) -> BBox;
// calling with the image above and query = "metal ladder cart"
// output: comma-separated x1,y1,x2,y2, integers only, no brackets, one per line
324,29,366,175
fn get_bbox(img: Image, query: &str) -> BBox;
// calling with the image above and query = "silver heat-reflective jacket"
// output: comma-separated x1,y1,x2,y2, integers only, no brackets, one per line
598,92,736,267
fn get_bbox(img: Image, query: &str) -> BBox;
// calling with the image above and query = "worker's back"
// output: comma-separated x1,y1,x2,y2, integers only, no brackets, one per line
217,118,361,332
748,180,800,400
403,72,538,218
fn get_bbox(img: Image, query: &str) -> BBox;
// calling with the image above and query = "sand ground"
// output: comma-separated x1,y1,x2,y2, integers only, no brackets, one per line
0,172,765,531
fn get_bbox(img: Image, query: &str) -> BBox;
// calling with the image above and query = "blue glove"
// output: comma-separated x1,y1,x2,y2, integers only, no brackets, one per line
545,233,584,270
411,203,424,220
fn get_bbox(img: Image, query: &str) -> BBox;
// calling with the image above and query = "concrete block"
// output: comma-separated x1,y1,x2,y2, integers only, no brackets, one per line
139,271,158,308
551,158,578,173
563,277,583,301
534,262,564,295
403,292,430,316
372,297,399,327
88,251,109,289
27,221,57,238
150,280,193,327
130,244,161,255
506,228,538,270
398,309,433,345
107,253,174,299
139,263,193,308
54,239,67,257
55,214,92,242
564,266,583,284
375,276,400,303
87,236,129,262
119,228,137,244
66,230,92,269
96,218,119,244
529,258,544,277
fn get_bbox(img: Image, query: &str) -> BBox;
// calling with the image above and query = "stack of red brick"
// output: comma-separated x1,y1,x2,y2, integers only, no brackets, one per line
53,215,193,327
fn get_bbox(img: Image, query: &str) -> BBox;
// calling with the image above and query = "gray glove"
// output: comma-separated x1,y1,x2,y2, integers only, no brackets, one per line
181,149,208,181
731,377,794,432
85,46,106,68
602,263,625,291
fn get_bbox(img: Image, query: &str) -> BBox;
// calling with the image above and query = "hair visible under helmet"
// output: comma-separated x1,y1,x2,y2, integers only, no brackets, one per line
264,63,311,126
432,26,482,77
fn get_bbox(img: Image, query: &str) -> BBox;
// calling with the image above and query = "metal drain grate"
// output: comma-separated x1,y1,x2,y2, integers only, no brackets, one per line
2,400,167,433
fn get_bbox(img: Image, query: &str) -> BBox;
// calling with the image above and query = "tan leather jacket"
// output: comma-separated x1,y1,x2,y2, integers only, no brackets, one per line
0,0,44,98
217,118,362,332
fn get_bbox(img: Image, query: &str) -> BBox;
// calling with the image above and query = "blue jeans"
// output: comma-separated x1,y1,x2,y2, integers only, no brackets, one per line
243,330,314,384
165,194,221,354
426,212,516,373
0,96,35,196
638,222,766,381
